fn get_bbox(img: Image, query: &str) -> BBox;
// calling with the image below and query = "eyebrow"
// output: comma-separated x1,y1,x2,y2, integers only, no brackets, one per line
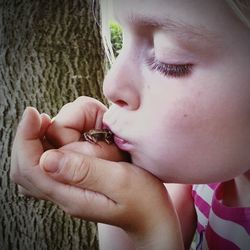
120,13,221,48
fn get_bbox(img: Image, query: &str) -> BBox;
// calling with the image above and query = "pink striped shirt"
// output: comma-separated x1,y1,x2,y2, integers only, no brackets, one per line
192,183,250,250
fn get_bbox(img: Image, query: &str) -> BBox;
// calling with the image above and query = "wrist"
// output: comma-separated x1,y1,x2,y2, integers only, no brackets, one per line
126,185,184,250
131,213,184,250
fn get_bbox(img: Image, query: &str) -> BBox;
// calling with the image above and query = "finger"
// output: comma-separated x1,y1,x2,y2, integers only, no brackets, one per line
37,150,121,222
39,113,51,139
10,107,97,202
18,185,39,198
41,137,55,151
16,165,69,201
46,97,107,147
39,149,166,229
60,141,130,162
39,149,139,202
10,107,55,199
11,107,43,174
18,107,42,140
18,185,31,196
39,113,55,150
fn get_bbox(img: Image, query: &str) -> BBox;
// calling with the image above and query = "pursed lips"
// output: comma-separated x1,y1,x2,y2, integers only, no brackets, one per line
102,122,132,152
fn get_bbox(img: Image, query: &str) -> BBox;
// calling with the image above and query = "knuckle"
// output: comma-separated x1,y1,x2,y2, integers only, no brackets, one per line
18,186,30,196
59,187,82,217
57,154,92,185
113,163,133,189
61,205,71,215
75,96,93,104
9,168,17,182
56,102,73,118
60,101,73,111
43,188,54,199
71,156,92,185
9,166,22,184
62,205,79,218
75,96,105,110
18,185,25,194
10,151,20,183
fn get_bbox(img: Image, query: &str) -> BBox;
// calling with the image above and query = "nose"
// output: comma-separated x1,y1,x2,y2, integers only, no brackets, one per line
103,51,141,110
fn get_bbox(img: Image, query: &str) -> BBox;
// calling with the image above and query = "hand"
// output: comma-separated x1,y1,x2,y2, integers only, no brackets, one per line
10,98,183,249
44,96,128,161
39,149,183,249
10,106,57,198
10,96,122,198
39,94,183,247
45,96,107,147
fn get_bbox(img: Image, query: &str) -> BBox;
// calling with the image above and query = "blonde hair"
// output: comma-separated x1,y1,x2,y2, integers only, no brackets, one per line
226,0,250,27
100,0,250,63
100,0,115,63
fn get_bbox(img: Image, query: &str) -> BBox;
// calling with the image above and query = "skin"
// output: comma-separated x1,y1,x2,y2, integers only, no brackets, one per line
10,0,250,249
11,106,184,249
103,0,250,184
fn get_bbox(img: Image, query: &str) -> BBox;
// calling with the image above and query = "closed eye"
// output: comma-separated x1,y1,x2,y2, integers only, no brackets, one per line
146,57,193,78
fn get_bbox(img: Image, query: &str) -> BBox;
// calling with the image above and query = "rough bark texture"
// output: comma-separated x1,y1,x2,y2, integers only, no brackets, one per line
0,0,106,249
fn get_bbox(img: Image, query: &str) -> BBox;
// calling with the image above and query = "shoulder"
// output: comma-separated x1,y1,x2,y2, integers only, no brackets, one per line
193,182,250,249
192,183,218,206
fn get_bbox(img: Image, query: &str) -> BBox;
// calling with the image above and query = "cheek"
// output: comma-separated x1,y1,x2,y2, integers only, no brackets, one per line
142,84,206,139
142,94,250,182
161,93,206,136
136,90,207,165
135,96,203,170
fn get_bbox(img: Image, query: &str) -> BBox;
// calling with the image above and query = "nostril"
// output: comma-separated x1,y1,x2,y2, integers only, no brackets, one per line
115,100,127,107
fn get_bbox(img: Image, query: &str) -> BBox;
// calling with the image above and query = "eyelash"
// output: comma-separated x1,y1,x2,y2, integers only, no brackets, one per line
146,57,193,78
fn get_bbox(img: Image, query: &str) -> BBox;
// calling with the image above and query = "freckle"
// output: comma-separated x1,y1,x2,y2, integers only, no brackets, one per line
184,114,188,118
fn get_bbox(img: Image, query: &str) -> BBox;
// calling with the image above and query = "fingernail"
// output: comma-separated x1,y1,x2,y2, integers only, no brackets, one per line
40,113,51,120
41,150,64,173
20,107,29,122
51,116,56,123
18,108,29,129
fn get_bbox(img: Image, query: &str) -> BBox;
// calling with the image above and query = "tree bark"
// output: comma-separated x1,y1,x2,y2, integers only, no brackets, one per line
0,0,105,249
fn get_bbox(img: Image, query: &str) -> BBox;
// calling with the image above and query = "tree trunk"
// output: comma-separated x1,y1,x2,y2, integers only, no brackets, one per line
0,0,105,249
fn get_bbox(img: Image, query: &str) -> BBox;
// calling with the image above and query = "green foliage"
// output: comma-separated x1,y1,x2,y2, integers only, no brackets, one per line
110,22,123,57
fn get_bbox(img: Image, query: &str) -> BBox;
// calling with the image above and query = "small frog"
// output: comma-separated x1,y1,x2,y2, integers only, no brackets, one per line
83,129,114,145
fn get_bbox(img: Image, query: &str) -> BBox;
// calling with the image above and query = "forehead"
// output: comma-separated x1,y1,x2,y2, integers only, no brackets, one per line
112,0,241,39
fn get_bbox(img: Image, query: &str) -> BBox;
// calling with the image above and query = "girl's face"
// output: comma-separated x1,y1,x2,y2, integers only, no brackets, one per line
103,0,250,183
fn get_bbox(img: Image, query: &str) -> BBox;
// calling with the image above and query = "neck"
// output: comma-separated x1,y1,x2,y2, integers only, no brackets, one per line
222,170,250,207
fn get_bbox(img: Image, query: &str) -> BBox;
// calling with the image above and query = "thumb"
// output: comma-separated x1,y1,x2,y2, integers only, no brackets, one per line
39,149,170,233
39,149,125,197
39,149,132,223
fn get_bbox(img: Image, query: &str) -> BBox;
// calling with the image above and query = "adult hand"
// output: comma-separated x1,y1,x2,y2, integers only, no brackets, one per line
45,96,107,147
10,96,124,198
10,106,56,198
39,148,183,249
10,98,183,249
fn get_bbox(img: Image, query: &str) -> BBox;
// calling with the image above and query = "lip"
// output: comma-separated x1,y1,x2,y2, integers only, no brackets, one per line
102,123,133,151
102,123,110,130
113,135,133,151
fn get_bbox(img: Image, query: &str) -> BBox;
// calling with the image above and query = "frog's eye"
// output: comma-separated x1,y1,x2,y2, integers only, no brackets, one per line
106,132,114,141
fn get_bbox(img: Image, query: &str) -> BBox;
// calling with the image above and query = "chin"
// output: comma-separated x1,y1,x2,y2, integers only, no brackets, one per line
130,153,213,184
